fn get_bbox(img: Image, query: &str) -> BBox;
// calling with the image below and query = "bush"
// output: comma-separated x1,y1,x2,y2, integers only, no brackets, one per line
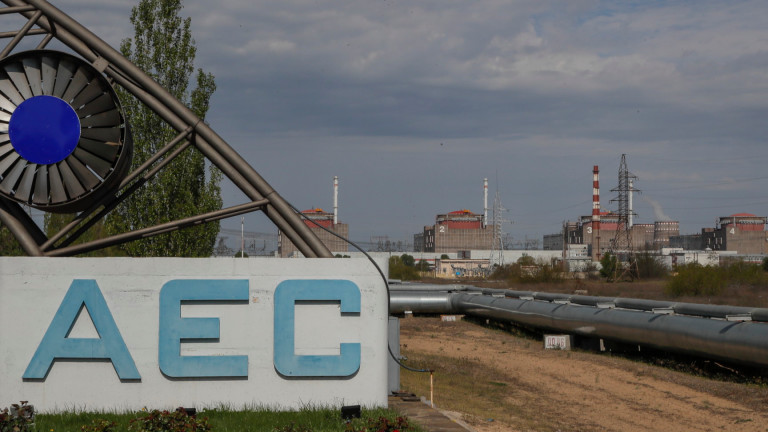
665,263,725,297
129,408,210,432
599,253,617,279
636,252,669,279
82,419,117,432
388,256,421,280
489,257,563,284
0,401,34,432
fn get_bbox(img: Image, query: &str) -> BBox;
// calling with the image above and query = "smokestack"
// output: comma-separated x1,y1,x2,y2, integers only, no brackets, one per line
333,176,338,225
592,166,601,261
483,178,488,228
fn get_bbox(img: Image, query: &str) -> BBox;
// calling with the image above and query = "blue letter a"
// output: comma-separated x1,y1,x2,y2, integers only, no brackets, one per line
23,280,140,380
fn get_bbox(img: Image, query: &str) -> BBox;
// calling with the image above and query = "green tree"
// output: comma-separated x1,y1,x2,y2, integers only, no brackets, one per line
389,255,420,280
105,0,221,257
43,213,123,257
599,252,617,280
415,260,431,272
400,254,415,267
0,223,24,256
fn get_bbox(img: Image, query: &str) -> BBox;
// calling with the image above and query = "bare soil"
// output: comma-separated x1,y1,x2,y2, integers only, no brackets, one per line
399,316,768,432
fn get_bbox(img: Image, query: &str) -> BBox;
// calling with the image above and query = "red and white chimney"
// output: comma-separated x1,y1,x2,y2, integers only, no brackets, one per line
483,178,488,228
592,166,601,260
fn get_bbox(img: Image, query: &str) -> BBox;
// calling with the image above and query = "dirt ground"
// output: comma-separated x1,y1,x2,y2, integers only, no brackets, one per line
398,316,768,432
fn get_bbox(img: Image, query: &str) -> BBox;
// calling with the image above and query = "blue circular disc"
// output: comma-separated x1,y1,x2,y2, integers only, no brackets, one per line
9,95,81,165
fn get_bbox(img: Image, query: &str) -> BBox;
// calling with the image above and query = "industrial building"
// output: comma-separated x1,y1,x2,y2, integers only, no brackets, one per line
546,164,680,262
414,209,495,253
414,178,498,254
278,176,350,257
700,213,768,254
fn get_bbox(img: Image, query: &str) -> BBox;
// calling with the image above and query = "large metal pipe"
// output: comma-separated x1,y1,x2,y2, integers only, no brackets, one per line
390,288,768,368
453,293,768,368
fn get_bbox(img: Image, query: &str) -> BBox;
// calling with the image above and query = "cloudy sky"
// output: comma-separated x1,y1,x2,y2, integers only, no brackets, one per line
34,0,768,246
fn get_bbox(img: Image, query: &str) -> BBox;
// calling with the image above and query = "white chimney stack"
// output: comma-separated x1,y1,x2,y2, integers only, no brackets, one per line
333,176,339,225
483,178,488,228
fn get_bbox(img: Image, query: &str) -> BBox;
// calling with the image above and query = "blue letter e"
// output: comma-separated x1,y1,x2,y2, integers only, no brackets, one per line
274,280,361,377
24,280,140,380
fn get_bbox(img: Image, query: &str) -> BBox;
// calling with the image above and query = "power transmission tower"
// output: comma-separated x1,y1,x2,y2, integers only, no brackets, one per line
609,154,640,281
489,190,508,268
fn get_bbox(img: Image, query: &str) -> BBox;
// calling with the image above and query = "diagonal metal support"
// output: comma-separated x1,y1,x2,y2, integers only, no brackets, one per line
0,0,333,257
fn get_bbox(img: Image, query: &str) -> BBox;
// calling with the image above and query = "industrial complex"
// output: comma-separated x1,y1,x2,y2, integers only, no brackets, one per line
255,156,768,273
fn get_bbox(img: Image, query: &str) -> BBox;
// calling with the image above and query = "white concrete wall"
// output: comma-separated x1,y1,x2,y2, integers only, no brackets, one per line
469,250,562,262
0,257,387,412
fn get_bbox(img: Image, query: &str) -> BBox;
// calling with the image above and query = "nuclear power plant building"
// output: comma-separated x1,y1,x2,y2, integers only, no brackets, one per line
414,209,495,253
278,208,349,257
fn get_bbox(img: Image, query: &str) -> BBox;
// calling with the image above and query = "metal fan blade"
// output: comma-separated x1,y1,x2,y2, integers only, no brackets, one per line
71,82,104,110
0,150,18,174
0,110,9,123
32,164,48,205
80,127,120,143
0,122,8,134
74,147,111,178
48,163,67,202
0,133,8,144
0,89,15,113
57,161,85,198
5,62,32,100
41,55,57,95
0,158,25,194
14,163,37,202
60,66,91,103
80,109,120,128
65,154,99,190
79,137,119,160
0,142,11,158
0,72,24,106
22,57,43,96
52,59,76,98
78,93,114,116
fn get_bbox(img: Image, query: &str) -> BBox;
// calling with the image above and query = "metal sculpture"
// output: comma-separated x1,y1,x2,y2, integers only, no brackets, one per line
0,0,332,257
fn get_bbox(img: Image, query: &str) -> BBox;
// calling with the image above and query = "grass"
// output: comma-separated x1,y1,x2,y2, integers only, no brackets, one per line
400,351,545,431
35,407,424,432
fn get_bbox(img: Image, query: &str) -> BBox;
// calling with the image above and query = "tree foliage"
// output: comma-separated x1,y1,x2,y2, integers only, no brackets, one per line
489,257,564,284
389,255,421,281
0,223,24,256
105,0,221,257
599,252,617,280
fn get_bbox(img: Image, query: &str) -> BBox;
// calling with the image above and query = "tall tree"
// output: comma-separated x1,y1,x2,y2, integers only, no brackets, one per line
106,0,221,257
0,223,24,256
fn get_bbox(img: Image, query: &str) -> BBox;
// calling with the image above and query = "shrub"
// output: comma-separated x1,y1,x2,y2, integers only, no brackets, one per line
82,419,117,432
636,252,669,279
345,415,411,432
489,258,563,284
389,256,421,280
665,263,725,297
128,408,210,432
0,401,35,432
599,253,617,279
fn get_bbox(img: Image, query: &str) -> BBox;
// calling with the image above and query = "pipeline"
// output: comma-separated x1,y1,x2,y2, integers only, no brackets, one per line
390,286,768,368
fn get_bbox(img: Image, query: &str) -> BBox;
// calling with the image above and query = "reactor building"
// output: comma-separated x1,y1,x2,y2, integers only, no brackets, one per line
278,176,349,257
